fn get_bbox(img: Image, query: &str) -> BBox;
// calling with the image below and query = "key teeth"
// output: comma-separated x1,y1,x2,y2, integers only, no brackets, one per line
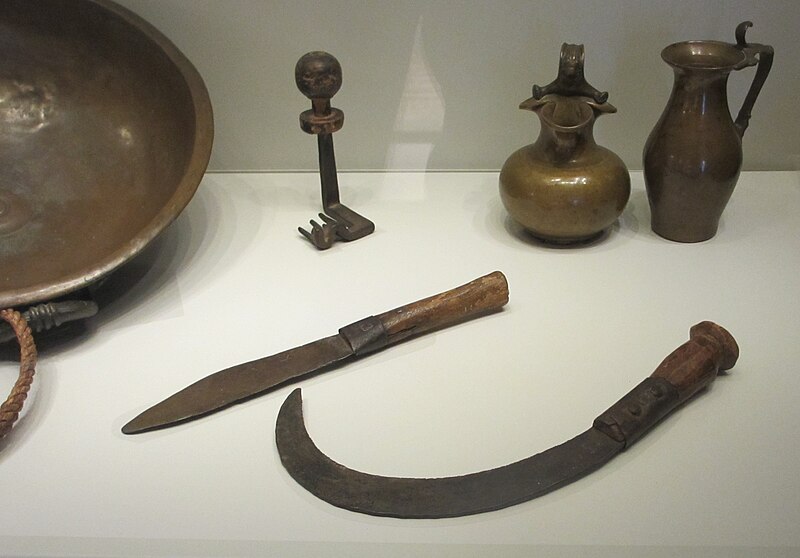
318,213,338,225
298,206,373,249
299,214,339,250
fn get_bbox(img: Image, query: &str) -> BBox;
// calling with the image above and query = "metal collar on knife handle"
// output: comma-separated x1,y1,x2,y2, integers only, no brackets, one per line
338,271,509,357
275,321,739,519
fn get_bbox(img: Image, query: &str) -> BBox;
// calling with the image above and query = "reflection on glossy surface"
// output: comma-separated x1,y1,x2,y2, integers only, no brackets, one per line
0,190,31,236
0,79,54,134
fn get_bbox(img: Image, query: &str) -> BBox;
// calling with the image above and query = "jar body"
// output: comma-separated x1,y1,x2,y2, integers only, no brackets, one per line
500,128,630,244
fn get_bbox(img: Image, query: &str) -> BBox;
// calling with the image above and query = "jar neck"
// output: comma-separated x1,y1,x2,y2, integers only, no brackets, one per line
536,118,596,163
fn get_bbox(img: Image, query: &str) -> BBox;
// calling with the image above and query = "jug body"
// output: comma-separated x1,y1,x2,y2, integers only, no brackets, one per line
643,57,742,242
643,23,773,242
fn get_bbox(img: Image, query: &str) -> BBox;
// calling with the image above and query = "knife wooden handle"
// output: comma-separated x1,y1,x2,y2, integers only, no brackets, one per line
650,321,739,402
376,271,509,345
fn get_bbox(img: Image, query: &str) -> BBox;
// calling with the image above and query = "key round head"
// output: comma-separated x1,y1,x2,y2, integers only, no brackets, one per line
295,51,342,100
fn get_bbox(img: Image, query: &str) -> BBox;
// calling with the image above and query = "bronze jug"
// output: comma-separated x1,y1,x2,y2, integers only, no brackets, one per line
643,22,773,242
500,44,630,244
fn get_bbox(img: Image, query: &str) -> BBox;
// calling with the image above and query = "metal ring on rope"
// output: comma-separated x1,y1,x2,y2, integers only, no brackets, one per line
0,309,37,439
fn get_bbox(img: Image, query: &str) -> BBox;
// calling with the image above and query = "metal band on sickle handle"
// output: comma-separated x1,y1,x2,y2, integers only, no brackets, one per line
0,309,38,440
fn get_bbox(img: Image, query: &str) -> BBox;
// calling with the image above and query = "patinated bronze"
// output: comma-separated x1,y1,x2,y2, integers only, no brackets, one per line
500,44,630,244
0,300,97,343
123,272,509,434
643,22,773,242
295,51,374,249
276,322,738,519
0,0,213,311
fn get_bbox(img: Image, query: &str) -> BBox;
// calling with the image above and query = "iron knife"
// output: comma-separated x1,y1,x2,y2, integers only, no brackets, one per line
276,321,739,518
123,271,509,434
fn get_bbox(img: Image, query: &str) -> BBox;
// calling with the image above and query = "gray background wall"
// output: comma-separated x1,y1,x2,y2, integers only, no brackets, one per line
116,0,799,172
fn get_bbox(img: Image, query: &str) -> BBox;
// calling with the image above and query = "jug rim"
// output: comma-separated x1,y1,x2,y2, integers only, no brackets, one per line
661,40,746,71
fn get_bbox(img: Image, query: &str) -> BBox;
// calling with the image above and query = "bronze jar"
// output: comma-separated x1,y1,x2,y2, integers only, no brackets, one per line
500,44,630,244
643,22,773,242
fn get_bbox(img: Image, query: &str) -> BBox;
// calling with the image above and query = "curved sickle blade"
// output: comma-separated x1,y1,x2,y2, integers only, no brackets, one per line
275,389,624,519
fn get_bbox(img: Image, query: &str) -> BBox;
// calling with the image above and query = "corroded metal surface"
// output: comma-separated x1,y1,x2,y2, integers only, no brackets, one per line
278,388,623,519
276,322,738,518
0,0,213,308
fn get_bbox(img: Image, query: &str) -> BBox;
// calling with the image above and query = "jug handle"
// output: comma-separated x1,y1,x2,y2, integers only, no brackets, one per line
732,21,774,138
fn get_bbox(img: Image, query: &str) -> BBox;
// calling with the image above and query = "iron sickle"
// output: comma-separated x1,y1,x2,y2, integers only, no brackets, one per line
275,321,739,519
122,272,508,434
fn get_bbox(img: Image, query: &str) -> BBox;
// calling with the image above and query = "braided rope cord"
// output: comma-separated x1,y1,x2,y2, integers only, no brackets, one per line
0,309,37,439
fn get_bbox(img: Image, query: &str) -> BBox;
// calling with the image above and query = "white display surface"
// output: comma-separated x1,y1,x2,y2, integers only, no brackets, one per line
1,171,798,557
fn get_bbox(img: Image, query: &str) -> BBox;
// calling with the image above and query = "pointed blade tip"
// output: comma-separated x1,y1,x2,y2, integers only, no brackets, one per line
121,417,147,435
121,410,169,435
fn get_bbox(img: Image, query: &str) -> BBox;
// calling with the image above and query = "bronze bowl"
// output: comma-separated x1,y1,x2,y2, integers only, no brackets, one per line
0,0,213,309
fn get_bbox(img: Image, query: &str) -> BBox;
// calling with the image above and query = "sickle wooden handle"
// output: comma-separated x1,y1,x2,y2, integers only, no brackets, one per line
650,321,739,402
594,321,739,447
375,271,509,346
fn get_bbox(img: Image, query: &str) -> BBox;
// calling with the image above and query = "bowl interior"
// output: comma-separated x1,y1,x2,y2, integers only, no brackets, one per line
0,0,211,307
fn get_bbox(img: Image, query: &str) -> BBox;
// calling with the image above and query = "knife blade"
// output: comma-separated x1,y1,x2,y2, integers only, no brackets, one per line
123,271,509,434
